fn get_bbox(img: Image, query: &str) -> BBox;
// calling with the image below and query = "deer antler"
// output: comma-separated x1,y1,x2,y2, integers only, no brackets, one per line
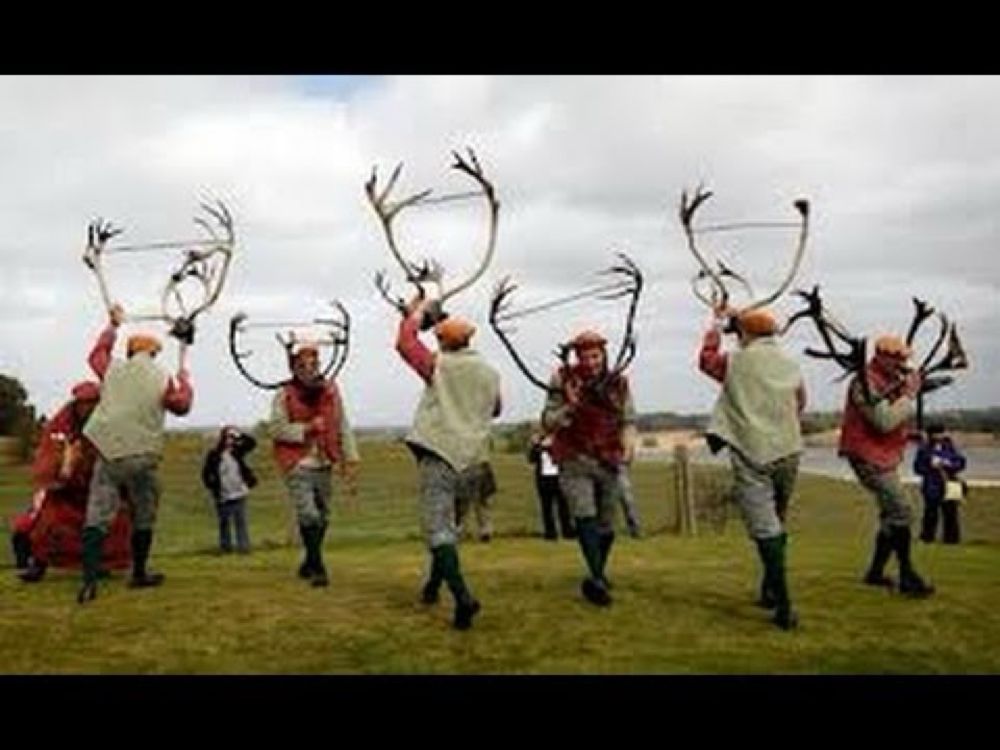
438,148,500,305
680,188,810,319
739,199,810,313
691,260,755,309
364,161,434,302
82,202,235,344
489,253,643,395
228,301,352,391
679,185,729,308
160,199,236,343
489,277,560,393
785,285,872,401
82,218,125,314
593,252,643,389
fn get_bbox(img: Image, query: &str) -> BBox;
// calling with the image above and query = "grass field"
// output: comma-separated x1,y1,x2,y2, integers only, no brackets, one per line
2,434,999,674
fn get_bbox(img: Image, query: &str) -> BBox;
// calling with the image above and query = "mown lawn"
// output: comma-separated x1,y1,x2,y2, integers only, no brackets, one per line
1,435,999,674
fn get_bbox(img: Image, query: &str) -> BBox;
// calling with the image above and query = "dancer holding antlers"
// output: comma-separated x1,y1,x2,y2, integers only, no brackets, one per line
75,203,235,604
789,289,968,597
229,301,357,588
489,248,643,607
367,148,502,630
683,186,809,630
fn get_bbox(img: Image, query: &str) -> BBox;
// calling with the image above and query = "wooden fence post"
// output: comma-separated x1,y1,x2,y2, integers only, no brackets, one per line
673,442,697,537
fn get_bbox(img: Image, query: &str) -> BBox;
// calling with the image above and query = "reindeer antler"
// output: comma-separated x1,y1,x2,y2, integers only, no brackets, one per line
228,301,352,391
785,285,872,401
489,277,560,394
489,253,644,396
679,187,809,321
82,218,125,314
364,161,435,303
679,185,729,308
438,148,500,305
82,201,235,344
366,148,500,326
740,199,809,313
160,199,236,343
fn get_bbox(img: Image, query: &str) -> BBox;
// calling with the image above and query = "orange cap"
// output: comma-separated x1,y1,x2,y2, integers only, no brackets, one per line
290,339,320,359
127,333,162,357
736,308,778,336
874,334,911,358
570,329,608,351
434,317,476,348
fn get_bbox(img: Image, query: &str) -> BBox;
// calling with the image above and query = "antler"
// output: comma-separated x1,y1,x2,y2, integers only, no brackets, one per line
317,300,351,379
489,253,643,395
366,148,500,326
82,202,235,344
160,199,236,343
364,161,434,305
229,312,286,390
740,199,810,313
785,285,872,402
593,252,643,389
373,270,408,315
680,187,810,318
691,260,755,309
679,185,729,308
82,218,125,314
438,148,500,305
489,277,560,393
228,301,352,391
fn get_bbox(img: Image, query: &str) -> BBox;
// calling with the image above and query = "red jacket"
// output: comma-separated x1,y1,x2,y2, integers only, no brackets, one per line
272,381,345,474
550,365,629,467
31,402,96,498
838,363,912,470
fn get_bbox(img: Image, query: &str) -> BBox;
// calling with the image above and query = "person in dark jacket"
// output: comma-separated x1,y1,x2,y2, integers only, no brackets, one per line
201,426,258,553
913,423,967,544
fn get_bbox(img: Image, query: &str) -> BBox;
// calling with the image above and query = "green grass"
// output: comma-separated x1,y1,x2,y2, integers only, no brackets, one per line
1,436,999,674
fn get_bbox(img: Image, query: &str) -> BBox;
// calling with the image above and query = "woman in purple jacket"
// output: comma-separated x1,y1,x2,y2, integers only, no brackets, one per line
913,423,967,544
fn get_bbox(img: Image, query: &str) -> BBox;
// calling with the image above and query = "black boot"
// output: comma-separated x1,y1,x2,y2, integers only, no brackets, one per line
128,529,165,588
19,560,47,583
421,549,442,604
757,576,777,610
12,531,32,570
598,531,615,590
891,526,935,598
436,544,480,629
757,534,797,631
77,526,104,604
920,500,939,543
311,523,329,588
863,530,896,589
576,518,611,606
942,502,961,545
297,524,314,579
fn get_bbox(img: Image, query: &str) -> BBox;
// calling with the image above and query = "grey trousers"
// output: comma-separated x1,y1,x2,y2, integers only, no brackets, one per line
848,457,914,532
285,466,332,529
418,454,462,549
617,468,641,534
729,450,800,540
85,454,160,533
455,462,496,538
559,456,621,531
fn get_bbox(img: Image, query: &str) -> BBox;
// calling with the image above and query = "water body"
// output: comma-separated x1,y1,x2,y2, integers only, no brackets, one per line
642,443,1000,485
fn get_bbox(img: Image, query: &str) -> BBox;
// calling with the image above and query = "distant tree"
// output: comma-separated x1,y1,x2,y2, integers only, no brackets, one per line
0,373,31,436
0,374,41,461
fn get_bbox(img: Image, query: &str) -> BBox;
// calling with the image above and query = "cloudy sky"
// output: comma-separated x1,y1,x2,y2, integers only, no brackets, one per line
0,75,997,429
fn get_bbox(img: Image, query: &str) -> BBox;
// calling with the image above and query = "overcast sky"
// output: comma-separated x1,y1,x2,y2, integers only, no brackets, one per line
0,75,997,429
